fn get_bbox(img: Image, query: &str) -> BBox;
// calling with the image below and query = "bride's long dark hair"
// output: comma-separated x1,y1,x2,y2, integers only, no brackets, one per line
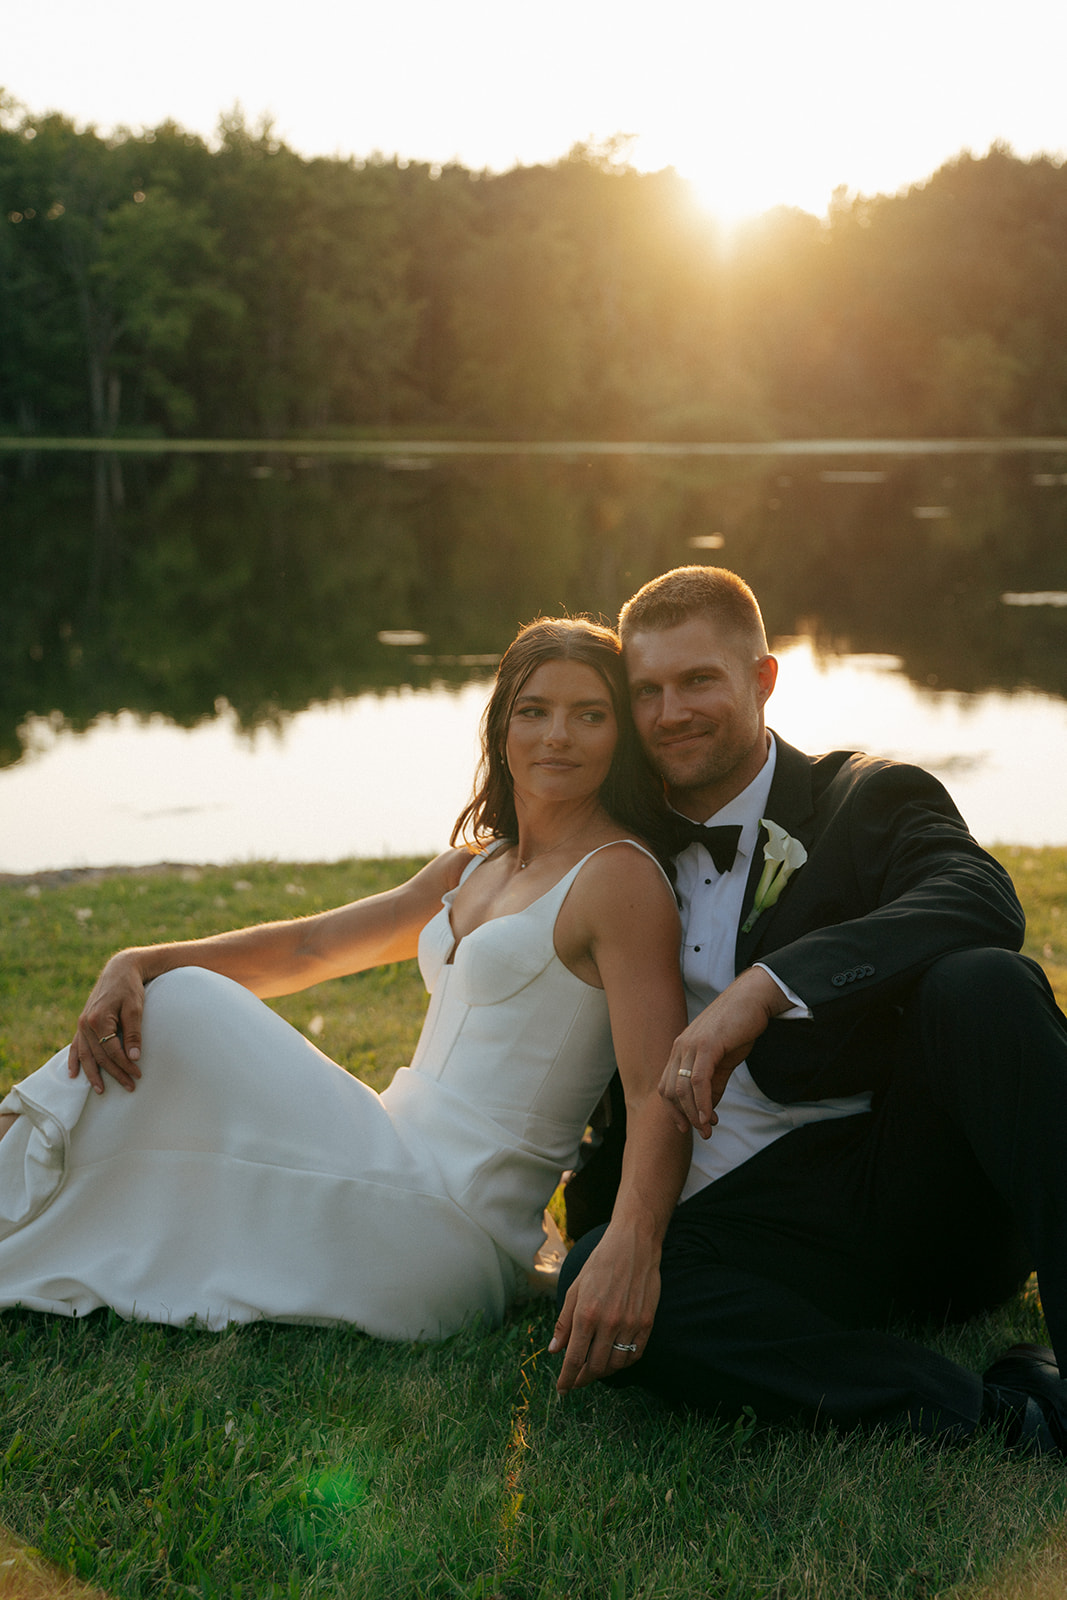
450,616,678,875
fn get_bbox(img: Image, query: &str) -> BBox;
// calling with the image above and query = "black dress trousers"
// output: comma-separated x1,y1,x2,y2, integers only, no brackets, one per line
559,949,1067,1439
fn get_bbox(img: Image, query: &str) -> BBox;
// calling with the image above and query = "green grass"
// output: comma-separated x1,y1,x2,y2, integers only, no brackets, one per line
0,850,1065,1599
0,1302,1065,1599
995,845,1067,1011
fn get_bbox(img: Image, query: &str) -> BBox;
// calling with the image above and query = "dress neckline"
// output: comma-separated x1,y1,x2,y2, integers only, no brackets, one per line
442,838,661,966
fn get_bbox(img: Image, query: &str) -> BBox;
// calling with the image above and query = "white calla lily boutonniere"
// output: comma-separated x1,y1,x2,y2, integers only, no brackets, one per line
741,819,808,934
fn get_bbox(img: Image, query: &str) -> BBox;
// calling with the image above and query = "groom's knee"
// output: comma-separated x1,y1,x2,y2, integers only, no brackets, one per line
911,948,1056,1044
919,947,1047,1004
904,947,1066,1111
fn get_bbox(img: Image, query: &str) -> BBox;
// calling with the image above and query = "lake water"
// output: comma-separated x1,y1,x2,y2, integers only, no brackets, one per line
2,442,1065,872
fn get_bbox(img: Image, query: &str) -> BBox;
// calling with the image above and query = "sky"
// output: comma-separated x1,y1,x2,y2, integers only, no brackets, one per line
5,0,1067,225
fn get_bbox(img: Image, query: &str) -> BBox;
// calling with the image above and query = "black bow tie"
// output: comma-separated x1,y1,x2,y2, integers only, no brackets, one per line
672,821,742,874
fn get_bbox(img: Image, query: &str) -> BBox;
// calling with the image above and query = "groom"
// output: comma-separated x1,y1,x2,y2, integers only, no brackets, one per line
557,564,1067,1451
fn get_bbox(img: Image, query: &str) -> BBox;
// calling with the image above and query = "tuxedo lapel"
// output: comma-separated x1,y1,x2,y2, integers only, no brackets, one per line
735,735,818,969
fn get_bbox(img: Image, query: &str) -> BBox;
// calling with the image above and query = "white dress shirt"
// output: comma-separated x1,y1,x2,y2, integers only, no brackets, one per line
675,736,872,1203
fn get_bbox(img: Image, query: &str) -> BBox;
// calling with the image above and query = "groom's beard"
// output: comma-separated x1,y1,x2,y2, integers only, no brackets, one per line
646,721,762,819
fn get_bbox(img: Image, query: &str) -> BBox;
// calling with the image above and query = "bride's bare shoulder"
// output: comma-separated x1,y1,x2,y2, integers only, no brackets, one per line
576,838,677,910
377,846,480,916
419,845,483,893
554,840,679,978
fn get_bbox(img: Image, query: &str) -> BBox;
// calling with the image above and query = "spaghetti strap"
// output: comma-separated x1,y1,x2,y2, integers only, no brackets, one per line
574,839,675,895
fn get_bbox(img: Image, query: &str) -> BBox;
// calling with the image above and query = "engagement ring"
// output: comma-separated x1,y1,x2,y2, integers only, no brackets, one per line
612,1341,638,1353
98,1033,118,1044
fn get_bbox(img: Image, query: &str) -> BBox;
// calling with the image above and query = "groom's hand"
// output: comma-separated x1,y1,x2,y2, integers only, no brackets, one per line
659,967,790,1139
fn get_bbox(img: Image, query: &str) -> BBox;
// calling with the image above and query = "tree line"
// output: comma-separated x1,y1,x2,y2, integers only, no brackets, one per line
2,97,1067,440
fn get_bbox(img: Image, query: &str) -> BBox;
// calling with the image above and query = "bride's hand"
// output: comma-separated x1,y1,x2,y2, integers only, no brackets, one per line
549,1225,661,1393
67,952,147,1094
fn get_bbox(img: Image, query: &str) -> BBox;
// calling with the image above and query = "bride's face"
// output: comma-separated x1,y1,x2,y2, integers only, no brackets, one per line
506,660,619,802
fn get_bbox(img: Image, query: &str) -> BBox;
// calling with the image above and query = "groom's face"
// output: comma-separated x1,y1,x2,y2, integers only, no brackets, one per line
624,616,776,818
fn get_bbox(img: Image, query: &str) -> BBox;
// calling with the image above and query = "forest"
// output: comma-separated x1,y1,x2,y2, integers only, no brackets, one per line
2,94,1067,442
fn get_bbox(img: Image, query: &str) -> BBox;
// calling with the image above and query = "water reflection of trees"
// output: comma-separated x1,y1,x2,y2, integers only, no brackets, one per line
707,454,1067,701
2,449,1065,767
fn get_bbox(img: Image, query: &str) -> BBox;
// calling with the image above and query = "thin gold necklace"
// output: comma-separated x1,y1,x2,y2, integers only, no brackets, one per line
517,820,591,870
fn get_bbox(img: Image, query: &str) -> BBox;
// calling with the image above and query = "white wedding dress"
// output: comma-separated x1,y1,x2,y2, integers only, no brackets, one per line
0,843,655,1339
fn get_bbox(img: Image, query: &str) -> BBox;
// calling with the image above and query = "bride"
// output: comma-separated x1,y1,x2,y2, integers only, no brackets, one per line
0,618,691,1393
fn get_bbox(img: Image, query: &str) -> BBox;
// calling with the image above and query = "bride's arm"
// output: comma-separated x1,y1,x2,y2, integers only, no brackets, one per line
69,849,471,1094
549,850,693,1394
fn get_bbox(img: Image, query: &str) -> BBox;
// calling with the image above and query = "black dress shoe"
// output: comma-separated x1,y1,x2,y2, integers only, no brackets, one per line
982,1344,1067,1456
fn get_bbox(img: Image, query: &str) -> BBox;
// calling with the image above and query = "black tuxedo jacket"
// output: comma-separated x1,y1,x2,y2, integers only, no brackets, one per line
733,734,1024,1103
562,733,1026,1239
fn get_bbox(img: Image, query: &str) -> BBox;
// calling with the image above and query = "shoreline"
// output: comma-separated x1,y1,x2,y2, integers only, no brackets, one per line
0,862,209,890
0,856,433,891
6,434,1067,458
2,843,1063,893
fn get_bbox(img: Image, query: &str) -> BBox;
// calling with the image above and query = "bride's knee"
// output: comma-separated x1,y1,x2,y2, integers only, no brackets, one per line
147,964,227,1005
143,965,251,1043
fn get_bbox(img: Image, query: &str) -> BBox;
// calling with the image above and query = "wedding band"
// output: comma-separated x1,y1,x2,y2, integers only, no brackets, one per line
98,1033,118,1044
677,1068,693,1079
612,1342,638,1353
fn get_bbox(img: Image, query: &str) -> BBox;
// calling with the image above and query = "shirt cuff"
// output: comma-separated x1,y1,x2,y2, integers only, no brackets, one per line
753,963,812,1020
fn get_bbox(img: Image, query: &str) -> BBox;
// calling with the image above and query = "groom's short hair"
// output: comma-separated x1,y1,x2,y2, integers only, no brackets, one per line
619,566,768,655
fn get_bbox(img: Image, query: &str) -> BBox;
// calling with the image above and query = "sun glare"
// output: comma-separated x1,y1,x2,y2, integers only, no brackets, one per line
629,119,836,236
679,168,776,233
674,149,836,234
